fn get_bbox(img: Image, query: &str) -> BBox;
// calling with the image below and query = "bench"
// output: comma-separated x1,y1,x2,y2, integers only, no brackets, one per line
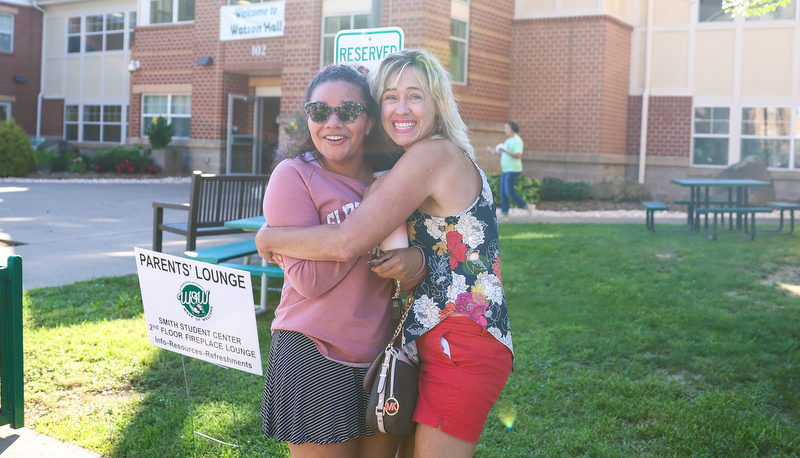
642,201,669,233
675,199,737,229
695,207,773,241
153,171,270,252
759,202,800,236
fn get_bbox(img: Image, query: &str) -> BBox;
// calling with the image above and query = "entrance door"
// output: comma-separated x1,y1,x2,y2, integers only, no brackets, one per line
226,95,281,174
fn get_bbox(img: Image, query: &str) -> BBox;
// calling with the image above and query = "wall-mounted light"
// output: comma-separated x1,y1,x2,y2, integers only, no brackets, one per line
12,76,26,84
197,57,214,66
127,60,140,72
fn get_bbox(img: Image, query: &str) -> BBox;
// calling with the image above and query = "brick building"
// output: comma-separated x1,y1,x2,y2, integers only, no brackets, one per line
0,0,42,134
13,0,800,199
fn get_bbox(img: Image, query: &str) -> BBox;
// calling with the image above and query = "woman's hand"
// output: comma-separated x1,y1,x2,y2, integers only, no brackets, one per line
369,247,423,282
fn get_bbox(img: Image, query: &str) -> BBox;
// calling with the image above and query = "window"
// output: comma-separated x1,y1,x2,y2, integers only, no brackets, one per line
450,19,468,84
68,13,132,54
0,12,12,53
65,105,125,143
142,94,192,138
693,107,730,166
67,17,81,53
699,0,734,22
0,102,10,121
130,12,137,47
150,0,195,24
741,107,791,168
321,13,369,64
65,105,79,140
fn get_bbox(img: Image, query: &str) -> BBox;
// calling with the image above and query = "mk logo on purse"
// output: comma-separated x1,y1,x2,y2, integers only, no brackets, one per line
384,397,399,416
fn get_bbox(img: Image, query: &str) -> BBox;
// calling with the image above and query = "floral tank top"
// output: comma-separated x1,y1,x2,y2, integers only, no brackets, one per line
401,158,513,360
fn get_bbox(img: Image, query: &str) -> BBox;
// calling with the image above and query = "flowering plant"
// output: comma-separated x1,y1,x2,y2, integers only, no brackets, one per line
146,116,175,148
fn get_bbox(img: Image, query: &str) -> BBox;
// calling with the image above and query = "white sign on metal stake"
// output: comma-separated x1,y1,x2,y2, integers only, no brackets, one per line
135,248,263,376
334,27,404,71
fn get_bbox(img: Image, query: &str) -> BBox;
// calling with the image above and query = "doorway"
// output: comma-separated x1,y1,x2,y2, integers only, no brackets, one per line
226,95,280,174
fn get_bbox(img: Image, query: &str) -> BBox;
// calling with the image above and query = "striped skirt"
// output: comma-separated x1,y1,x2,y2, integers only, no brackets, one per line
261,330,374,445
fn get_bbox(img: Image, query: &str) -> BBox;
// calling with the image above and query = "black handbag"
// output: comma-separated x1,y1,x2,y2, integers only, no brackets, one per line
363,283,419,436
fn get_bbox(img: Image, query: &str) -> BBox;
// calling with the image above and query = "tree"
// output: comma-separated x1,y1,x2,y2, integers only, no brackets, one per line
722,0,794,16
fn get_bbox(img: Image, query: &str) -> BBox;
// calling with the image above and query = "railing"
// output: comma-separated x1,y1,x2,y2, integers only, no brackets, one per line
0,256,23,429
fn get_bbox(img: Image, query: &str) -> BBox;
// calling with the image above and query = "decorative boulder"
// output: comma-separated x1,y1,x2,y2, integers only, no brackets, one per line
590,175,653,202
712,156,775,205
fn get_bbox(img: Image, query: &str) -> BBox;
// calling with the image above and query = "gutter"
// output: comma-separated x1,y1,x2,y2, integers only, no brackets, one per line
32,0,45,138
638,0,654,184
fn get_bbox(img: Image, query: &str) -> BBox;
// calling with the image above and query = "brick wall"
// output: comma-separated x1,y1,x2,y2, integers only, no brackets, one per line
0,3,42,135
627,96,692,158
509,16,631,156
40,98,64,137
280,0,323,117
455,0,513,124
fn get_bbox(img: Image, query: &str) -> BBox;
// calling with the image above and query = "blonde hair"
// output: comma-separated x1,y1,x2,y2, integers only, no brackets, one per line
369,48,474,158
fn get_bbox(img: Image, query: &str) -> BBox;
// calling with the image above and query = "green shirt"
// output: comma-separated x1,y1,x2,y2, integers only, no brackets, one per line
500,134,523,173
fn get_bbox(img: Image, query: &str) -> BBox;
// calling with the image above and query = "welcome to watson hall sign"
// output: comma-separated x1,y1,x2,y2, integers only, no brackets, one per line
219,1,286,41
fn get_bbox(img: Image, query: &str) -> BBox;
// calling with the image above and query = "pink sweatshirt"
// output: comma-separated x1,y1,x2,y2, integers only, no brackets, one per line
264,154,417,367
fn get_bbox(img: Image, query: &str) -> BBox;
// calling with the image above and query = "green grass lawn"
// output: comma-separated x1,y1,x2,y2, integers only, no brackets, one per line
21,224,800,457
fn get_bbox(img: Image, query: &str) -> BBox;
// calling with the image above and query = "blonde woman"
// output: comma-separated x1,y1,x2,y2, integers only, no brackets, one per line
257,50,513,457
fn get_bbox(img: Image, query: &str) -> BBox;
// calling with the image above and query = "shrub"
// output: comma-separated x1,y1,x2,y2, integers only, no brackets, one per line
539,177,592,201
90,146,157,174
0,120,38,177
146,116,175,148
486,174,540,207
35,140,84,172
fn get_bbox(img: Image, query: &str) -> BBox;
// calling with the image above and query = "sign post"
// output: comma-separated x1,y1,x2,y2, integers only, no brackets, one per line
334,27,404,71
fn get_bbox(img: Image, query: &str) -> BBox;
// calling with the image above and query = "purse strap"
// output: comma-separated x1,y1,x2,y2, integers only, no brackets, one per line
386,280,417,352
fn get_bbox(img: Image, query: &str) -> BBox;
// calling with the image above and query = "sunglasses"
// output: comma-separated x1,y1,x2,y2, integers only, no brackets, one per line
304,102,365,124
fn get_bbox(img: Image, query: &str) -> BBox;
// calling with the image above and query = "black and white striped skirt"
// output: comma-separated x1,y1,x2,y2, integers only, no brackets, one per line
261,329,374,445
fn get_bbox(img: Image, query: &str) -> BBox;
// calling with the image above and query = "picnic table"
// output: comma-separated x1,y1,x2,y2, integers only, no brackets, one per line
671,178,773,239
184,215,277,314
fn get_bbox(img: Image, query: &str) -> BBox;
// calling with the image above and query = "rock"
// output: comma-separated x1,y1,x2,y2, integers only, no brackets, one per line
36,139,80,156
590,175,653,202
712,156,775,205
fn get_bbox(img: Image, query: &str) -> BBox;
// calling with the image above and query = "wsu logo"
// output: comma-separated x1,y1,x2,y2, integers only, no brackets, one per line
384,397,399,416
178,282,212,319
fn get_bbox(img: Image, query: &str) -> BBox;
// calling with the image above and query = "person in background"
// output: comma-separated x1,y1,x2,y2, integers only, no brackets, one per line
257,49,513,458
259,64,425,458
488,120,531,217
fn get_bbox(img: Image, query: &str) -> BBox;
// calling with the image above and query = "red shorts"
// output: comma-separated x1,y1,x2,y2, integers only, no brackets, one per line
412,316,513,444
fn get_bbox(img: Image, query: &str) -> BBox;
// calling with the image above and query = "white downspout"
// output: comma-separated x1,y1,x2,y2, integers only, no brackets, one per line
33,0,45,138
638,0,654,184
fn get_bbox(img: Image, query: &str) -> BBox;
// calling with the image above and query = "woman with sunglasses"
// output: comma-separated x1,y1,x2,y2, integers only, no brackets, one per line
258,49,513,458
259,64,426,458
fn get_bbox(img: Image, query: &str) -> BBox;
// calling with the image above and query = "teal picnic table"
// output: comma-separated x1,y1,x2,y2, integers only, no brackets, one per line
671,178,772,238
223,215,275,312
224,215,266,231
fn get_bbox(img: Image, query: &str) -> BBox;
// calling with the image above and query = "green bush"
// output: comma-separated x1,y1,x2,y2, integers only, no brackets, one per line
35,140,85,172
539,177,592,201
486,174,540,207
90,146,156,174
0,120,38,177
145,116,174,148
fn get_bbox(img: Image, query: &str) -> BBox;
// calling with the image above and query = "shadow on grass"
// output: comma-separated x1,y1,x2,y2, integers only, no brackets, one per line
23,275,289,457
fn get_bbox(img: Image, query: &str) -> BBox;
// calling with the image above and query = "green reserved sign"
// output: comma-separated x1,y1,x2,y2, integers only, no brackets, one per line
335,27,404,70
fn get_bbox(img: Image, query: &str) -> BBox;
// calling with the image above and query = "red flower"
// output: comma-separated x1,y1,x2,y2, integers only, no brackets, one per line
446,231,467,269
454,291,488,327
492,256,502,281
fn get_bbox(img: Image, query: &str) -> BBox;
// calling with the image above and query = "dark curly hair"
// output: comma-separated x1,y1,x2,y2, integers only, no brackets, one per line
281,65,392,160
